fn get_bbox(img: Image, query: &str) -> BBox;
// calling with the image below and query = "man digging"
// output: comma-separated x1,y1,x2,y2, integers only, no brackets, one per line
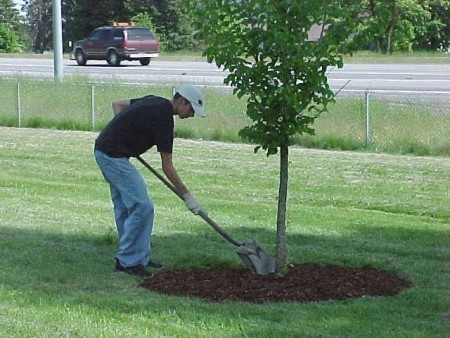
94,84,207,279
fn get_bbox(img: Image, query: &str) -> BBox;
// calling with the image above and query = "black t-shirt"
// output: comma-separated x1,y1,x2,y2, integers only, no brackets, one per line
95,95,174,158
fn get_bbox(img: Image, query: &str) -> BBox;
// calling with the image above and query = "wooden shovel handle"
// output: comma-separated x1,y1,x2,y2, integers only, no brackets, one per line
136,156,242,247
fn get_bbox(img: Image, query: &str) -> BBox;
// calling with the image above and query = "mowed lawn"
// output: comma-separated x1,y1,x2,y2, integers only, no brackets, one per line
0,127,449,337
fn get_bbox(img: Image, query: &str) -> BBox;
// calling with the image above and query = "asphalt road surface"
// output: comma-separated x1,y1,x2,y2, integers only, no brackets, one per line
1,57,450,92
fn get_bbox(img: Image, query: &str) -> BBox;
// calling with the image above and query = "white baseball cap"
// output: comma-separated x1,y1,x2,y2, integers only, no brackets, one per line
177,84,205,117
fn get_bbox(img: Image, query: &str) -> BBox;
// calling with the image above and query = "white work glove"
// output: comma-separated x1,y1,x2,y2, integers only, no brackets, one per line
183,192,206,215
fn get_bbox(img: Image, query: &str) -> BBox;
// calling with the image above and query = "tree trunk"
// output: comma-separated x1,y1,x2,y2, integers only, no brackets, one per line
276,143,289,274
385,20,395,54
385,1,399,54
375,38,382,53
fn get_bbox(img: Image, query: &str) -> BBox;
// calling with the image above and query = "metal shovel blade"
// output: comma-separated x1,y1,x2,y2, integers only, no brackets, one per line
236,238,276,275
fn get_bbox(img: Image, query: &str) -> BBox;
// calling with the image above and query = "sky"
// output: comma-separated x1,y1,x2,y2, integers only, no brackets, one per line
13,0,25,11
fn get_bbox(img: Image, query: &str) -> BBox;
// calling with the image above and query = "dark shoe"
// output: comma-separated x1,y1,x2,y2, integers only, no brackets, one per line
115,259,152,279
147,260,164,270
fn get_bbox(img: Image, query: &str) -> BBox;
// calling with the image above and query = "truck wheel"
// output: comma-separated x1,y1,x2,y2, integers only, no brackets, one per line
139,58,151,66
75,50,87,66
107,51,121,67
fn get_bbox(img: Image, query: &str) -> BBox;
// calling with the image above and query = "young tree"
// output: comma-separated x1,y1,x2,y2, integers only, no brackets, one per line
188,0,355,273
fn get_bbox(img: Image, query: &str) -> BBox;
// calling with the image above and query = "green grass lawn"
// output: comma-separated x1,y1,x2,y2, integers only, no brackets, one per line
0,127,449,337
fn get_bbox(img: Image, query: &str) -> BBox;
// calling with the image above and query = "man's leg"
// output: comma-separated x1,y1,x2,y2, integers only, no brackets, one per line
109,185,127,238
94,151,154,267
117,166,154,267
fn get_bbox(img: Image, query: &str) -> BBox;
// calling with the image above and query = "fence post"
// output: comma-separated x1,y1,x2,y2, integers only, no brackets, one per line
365,91,370,146
91,84,95,130
17,82,22,127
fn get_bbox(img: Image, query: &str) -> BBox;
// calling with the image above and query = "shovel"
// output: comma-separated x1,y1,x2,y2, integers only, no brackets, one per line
136,155,276,275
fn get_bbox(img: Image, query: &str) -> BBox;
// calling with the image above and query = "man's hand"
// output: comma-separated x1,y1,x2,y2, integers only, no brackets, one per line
183,193,206,215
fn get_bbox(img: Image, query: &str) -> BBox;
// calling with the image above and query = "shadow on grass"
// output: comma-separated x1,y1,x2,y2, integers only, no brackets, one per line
1,221,446,285
0,222,446,335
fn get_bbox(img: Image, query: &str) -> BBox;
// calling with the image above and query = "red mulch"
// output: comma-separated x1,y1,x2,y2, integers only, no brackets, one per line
140,263,411,303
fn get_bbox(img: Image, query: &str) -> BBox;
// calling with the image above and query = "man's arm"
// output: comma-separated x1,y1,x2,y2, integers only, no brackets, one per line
112,99,131,116
160,151,189,196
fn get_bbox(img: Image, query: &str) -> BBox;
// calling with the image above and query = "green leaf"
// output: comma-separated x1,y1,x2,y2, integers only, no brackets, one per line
189,0,357,157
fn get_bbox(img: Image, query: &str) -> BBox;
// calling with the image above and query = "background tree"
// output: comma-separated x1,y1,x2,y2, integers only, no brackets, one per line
188,0,356,273
414,0,450,51
64,0,129,48
0,0,26,51
145,0,195,51
349,0,442,53
130,12,156,32
19,0,450,54
0,22,21,52
23,0,52,52
0,0,23,29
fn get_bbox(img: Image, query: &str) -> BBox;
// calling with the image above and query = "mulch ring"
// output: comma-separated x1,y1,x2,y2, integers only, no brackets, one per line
140,263,411,304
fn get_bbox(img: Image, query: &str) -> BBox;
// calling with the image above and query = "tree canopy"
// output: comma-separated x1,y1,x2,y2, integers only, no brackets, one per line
347,0,450,53
191,0,356,155
0,0,26,52
2,0,449,53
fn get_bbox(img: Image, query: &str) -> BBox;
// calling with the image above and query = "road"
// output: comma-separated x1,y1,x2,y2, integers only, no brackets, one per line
1,57,450,92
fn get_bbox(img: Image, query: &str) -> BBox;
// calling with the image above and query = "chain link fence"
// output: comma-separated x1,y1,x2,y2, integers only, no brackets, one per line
306,90,450,156
1,81,174,130
0,78,449,156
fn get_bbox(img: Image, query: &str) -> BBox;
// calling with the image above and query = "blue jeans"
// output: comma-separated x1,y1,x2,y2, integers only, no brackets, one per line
94,150,154,268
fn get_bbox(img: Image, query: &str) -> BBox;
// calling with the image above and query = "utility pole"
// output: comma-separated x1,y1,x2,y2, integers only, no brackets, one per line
52,0,63,82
